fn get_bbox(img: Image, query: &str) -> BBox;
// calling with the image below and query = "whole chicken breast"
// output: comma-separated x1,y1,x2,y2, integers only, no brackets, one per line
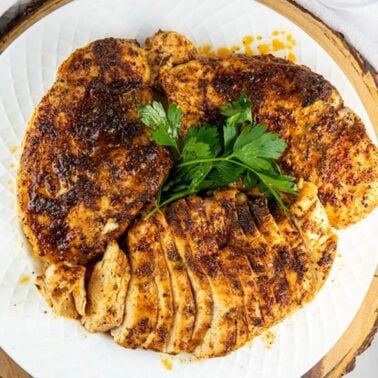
146,31,378,228
18,38,172,265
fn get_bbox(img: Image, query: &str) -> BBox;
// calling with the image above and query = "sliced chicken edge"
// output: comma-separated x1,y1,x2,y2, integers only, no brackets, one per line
272,212,318,304
111,219,158,348
234,196,291,326
214,189,279,328
184,196,244,358
248,196,307,315
203,197,256,347
81,240,131,333
35,262,86,320
154,210,196,354
165,200,213,352
210,190,265,335
142,215,175,352
290,182,338,291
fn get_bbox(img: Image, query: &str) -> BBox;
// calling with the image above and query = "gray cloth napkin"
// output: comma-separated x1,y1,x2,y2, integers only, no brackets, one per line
297,0,378,70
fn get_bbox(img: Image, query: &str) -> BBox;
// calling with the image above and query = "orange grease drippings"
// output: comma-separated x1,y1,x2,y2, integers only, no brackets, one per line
287,52,296,62
198,44,213,55
217,47,231,57
19,276,30,284
272,38,285,52
161,358,173,370
242,35,254,55
198,31,297,61
257,43,270,55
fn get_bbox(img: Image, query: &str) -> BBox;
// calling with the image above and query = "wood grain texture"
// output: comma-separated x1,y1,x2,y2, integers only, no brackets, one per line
0,348,30,378
303,267,378,378
0,0,71,52
0,0,377,377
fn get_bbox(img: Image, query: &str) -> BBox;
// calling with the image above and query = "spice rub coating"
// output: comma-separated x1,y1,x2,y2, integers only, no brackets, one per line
18,38,172,264
147,31,378,228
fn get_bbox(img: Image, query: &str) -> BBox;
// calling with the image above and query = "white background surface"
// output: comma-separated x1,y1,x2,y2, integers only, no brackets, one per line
0,0,377,377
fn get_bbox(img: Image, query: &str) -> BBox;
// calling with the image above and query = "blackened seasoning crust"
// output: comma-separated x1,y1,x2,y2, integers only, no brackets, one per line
18,38,172,264
154,30,378,228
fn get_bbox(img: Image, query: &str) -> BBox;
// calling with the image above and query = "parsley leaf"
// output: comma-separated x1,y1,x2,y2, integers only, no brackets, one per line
184,125,221,156
182,138,212,162
223,123,240,155
138,102,181,153
233,123,267,151
138,95,297,219
243,171,259,189
240,132,287,159
201,162,246,190
220,94,252,126
221,94,253,154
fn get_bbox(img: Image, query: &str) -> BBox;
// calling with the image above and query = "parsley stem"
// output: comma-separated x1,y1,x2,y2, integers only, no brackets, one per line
143,189,194,220
177,156,233,167
177,157,294,209
177,155,257,174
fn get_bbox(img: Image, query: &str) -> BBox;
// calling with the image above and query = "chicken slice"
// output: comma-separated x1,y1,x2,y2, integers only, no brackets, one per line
203,196,264,339
111,219,158,348
142,216,174,352
216,247,249,351
153,210,195,354
249,197,303,314
290,182,338,290
81,241,130,332
35,262,86,319
165,201,213,352
214,189,283,327
235,193,291,324
273,208,318,304
212,190,267,330
183,196,248,357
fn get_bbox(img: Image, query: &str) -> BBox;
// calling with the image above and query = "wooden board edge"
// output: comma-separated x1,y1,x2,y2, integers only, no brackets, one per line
0,0,377,377
0,0,71,53
303,266,378,378
0,348,31,378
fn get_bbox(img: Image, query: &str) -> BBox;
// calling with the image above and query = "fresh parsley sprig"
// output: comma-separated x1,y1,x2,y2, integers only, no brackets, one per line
138,102,181,154
139,94,297,219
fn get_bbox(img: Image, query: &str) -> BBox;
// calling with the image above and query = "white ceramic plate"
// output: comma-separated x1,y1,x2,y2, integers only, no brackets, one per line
0,1,377,377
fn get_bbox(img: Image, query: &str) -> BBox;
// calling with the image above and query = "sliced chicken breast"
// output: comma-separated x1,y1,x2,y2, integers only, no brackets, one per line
165,201,213,352
154,210,196,354
203,196,264,339
213,189,283,327
111,219,158,348
35,262,86,319
249,197,299,315
184,196,248,357
143,217,174,352
81,241,130,332
290,182,338,290
273,208,317,304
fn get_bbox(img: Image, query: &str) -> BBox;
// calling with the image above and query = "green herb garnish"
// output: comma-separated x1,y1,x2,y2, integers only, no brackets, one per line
139,94,297,219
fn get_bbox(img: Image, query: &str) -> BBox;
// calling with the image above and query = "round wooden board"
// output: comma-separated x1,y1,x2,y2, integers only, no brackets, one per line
0,1,377,377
